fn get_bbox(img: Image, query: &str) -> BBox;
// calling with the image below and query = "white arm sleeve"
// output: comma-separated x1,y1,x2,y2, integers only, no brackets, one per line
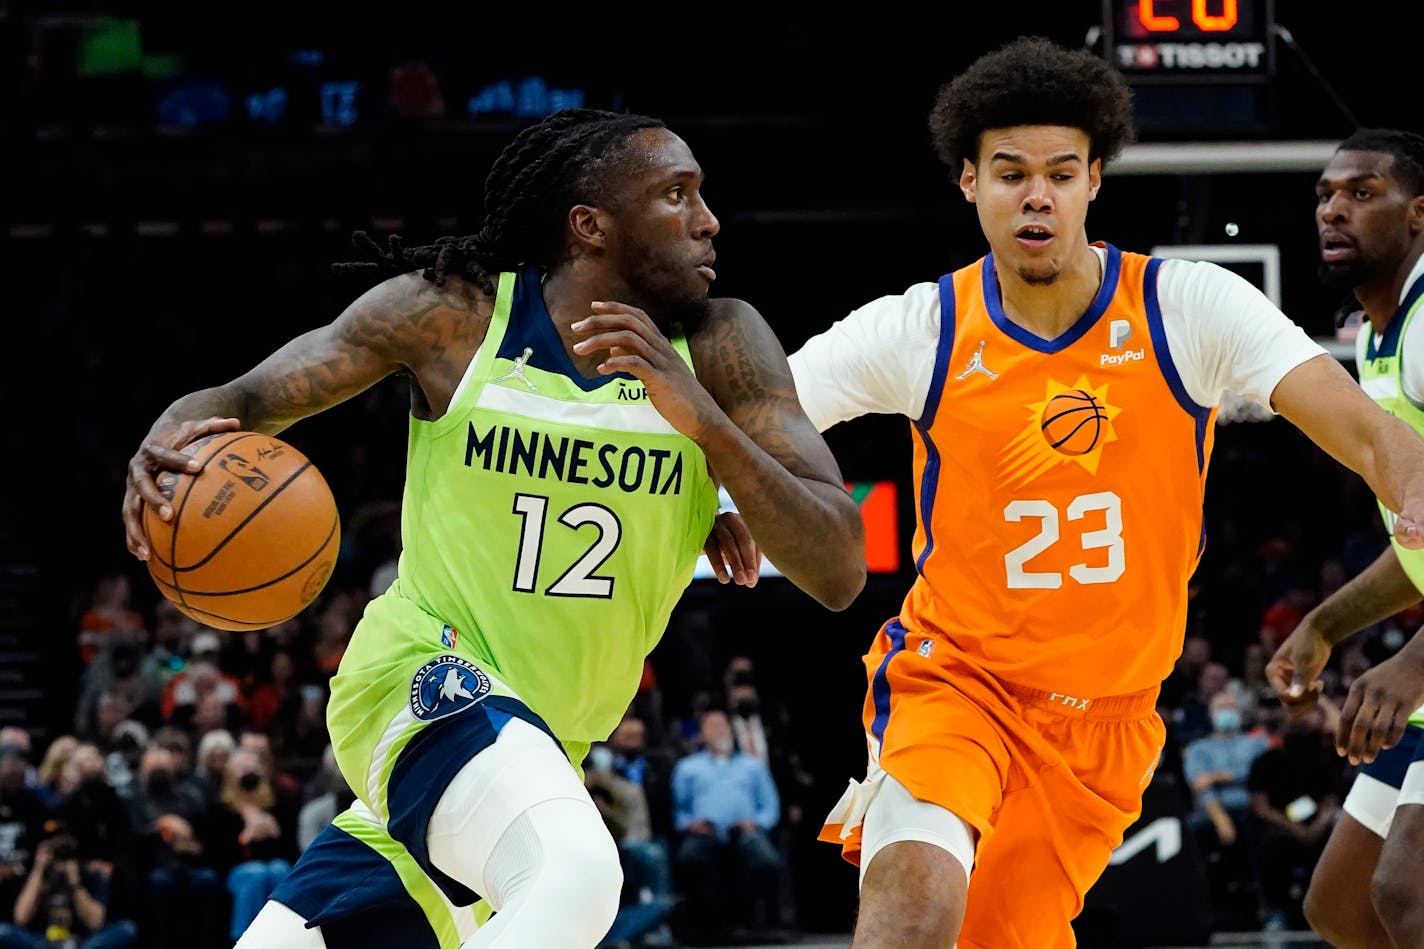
787,283,942,432
1156,258,1328,410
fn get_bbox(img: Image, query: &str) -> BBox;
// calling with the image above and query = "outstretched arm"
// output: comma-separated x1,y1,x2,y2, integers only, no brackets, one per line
1272,354,1424,548
123,273,472,559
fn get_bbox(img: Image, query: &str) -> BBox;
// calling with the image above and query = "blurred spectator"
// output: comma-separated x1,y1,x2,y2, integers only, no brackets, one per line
123,746,222,949
587,744,674,949
672,710,785,943
1185,693,1270,846
296,746,354,852
221,630,276,694
1161,634,1211,710
0,749,49,922
204,748,292,942
0,829,137,949
141,602,194,692
1182,691,1270,920
52,744,134,880
0,731,37,792
311,595,358,677
149,728,194,789
193,730,236,810
245,651,297,733
1248,706,1344,930
270,683,329,784
161,639,245,735
35,738,78,810
237,731,303,846
0,730,31,761
1260,588,1317,653
608,714,676,841
1174,661,1233,747
77,571,144,666
1235,643,1277,724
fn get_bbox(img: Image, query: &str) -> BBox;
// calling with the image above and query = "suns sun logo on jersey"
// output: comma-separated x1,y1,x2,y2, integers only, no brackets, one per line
998,376,1123,488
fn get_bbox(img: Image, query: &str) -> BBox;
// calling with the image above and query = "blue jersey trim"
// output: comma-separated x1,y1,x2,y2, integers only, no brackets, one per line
982,244,1122,354
500,266,635,391
270,824,441,949
1144,258,1214,475
912,274,956,576
386,695,559,906
1360,724,1424,787
869,620,910,744
1368,271,1424,361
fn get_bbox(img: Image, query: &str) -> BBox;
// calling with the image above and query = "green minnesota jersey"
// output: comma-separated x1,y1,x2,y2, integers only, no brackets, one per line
328,267,718,807
1355,272,1424,727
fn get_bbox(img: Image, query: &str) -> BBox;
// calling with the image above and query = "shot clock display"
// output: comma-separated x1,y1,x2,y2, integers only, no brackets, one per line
1102,0,1275,83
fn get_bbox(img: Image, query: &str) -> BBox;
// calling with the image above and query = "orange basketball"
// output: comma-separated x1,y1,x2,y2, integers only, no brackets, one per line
1040,389,1107,456
143,432,340,631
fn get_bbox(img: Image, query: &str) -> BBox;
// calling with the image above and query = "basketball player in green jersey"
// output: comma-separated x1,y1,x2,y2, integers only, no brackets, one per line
121,109,866,948
1269,128,1424,949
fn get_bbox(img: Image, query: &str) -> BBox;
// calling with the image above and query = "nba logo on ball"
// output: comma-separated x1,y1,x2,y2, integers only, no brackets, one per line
409,656,490,722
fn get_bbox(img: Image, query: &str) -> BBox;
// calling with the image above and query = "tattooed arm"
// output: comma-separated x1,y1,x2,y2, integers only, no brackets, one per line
692,300,864,608
122,273,480,559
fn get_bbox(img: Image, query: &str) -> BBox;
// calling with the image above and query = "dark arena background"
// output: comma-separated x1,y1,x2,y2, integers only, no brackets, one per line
4,1,1424,947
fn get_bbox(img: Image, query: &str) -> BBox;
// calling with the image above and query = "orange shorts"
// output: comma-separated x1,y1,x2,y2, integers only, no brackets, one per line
820,618,1166,949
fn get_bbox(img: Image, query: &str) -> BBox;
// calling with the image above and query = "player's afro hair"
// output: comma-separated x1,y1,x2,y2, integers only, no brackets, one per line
929,36,1136,171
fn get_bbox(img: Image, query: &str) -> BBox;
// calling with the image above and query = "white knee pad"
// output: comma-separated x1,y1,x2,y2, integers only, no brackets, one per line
860,772,977,887
425,719,621,948
234,900,327,949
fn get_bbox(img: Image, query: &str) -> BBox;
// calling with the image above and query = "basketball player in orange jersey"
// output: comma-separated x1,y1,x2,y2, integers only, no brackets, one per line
788,37,1424,949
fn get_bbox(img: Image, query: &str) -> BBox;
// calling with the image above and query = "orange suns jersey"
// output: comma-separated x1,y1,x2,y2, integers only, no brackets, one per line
902,244,1216,699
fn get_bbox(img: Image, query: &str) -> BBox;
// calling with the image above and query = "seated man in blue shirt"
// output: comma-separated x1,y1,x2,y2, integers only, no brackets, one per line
1184,691,1271,847
672,709,785,942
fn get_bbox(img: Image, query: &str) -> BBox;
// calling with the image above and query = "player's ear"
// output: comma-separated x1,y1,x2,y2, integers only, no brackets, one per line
960,159,977,203
569,205,610,248
1088,159,1102,201
1409,194,1424,237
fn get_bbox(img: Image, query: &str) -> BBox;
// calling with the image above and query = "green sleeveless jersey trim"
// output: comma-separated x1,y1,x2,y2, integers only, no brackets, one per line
1355,277,1424,728
328,267,719,810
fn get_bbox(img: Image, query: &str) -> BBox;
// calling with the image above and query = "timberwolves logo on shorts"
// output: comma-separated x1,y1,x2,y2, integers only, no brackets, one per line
409,656,492,722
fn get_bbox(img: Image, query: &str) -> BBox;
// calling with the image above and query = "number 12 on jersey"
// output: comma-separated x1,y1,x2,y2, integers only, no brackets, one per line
1003,491,1124,589
512,493,622,598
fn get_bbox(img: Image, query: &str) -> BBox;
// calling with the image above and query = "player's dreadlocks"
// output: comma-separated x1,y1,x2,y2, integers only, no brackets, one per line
333,108,668,294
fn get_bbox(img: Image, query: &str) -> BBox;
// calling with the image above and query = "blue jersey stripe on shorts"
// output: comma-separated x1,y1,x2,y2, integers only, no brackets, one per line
1361,724,1424,788
270,823,441,949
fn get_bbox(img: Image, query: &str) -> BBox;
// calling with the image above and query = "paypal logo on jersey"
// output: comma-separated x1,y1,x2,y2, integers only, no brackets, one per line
409,655,492,722
1102,318,1145,366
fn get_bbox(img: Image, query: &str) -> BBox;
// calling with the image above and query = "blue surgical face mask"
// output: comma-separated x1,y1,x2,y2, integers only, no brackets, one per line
1212,709,1241,734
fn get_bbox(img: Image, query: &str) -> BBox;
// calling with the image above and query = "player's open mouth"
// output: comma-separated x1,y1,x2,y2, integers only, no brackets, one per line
696,254,717,282
1320,232,1356,262
1014,224,1054,249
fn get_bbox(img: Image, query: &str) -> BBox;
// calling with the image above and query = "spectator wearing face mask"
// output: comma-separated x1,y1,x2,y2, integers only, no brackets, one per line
124,747,222,949
1184,693,1271,848
203,749,292,942
1181,691,1271,921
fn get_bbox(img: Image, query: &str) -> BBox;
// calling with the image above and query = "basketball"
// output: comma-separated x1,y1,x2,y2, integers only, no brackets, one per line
1040,389,1107,456
143,432,340,631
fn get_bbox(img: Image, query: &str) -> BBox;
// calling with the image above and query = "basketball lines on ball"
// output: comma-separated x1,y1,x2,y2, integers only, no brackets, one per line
151,431,263,573
1041,390,1107,456
143,431,340,630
